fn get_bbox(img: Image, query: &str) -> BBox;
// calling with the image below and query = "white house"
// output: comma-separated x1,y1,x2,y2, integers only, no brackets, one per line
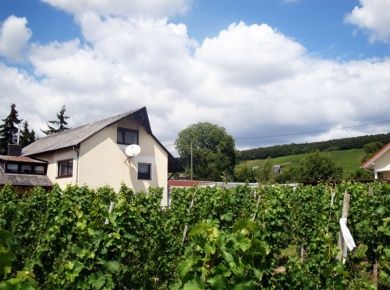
362,141,390,181
21,107,181,205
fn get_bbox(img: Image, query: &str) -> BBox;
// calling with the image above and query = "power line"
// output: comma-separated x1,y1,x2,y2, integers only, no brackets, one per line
235,119,390,140
162,119,390,146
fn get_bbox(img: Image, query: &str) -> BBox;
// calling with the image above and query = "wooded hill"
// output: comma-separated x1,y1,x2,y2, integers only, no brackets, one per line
239,132,390,161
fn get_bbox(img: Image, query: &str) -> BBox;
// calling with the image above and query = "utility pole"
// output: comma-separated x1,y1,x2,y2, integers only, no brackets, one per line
190,139,193,180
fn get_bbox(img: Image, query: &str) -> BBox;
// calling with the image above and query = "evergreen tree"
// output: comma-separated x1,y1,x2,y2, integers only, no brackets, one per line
20,121,36,147
0,104,22,155
42,105,70,135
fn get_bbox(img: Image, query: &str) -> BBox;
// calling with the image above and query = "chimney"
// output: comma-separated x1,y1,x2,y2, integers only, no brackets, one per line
7,144,22,156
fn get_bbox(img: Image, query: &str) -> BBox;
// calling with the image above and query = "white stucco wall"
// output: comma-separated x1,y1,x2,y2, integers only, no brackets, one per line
36,148,78,188
78,118,168,204
373,150,390,173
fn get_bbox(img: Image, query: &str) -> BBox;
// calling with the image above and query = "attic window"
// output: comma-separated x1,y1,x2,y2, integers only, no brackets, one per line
117,127,138,145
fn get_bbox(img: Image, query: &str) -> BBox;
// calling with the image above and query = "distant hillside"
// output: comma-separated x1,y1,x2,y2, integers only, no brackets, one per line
240,148,365,178
239,132,390,161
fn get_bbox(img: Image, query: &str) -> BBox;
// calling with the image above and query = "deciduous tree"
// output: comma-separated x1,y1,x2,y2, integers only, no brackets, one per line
296,150,342,183
175,122,236,181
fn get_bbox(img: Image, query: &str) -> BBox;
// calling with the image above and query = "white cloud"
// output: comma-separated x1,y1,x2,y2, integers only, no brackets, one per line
0,15,32,61
1,9,390,151
41,0,190,18
346,0,390,43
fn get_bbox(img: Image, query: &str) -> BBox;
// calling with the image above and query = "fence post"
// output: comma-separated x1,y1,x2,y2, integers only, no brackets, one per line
337,191,350,263
182,193,195,244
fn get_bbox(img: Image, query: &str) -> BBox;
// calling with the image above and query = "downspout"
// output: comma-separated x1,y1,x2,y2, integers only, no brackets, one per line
73,145,80,185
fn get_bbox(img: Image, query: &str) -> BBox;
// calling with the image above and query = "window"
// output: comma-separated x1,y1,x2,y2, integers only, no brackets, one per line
21,164,33,174
5,163,18,173
34,165,45,175
58,159,73,178
138,163,151,180
117,127,138,145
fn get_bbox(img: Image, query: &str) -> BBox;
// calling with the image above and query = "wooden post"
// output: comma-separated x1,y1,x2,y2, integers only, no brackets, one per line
252,195,261,221
331,190,335,207
337,191,351,263
373,259,378,288
182,194,195,244
300,245,305,263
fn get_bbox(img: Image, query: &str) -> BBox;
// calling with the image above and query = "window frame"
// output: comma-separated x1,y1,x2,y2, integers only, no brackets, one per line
5,163,19,173
34,165,46,175
57,159,73,178
117,127,139,145
4,162,47,175
138,162,151,180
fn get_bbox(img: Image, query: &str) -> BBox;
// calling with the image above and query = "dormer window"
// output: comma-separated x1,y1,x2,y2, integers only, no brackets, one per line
117,127,138,145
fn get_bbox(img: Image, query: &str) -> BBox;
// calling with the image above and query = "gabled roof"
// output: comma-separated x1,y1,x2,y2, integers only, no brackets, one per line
23,107,144,156
362,141,390,169
22,107,182,172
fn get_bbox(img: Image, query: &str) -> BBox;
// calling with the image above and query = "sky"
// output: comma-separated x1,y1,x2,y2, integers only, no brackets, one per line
0,0,390,154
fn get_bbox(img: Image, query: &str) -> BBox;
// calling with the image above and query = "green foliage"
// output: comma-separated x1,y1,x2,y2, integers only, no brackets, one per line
254,158,275,183
295,150,342,183
239,132,390,161
348,168,374,181
174,219,271,289
1,183,389,288
239,148,365,180
234,164,256,182
41,105,70,135
19,121,36,147
175,122,236,181
0,104,22,155
362,141,384,162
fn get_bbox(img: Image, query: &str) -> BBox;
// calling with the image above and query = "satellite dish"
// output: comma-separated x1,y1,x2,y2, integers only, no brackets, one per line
125,144,141,157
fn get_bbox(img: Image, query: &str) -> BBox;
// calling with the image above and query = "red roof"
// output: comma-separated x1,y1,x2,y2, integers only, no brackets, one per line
362,141,390,169
168,180,199,187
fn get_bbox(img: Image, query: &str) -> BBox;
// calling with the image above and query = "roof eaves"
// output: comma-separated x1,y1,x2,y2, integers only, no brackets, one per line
362,141,390,169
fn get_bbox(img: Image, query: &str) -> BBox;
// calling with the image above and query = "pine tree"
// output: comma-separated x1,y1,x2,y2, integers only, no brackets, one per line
0,104,22,155
20,121,36,147
42,105,70,135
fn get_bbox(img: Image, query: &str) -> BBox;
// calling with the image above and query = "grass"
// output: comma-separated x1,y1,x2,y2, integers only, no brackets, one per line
239,148,365,178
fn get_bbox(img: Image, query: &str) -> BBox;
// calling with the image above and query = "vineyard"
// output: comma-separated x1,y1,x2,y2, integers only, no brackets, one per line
0,183,390,289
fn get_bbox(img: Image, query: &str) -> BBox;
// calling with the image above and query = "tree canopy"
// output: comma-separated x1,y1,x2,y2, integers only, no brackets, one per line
0,104,22,154
295,150,342,183
20,121,36,147
42,105,70,135
175,122,236,181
